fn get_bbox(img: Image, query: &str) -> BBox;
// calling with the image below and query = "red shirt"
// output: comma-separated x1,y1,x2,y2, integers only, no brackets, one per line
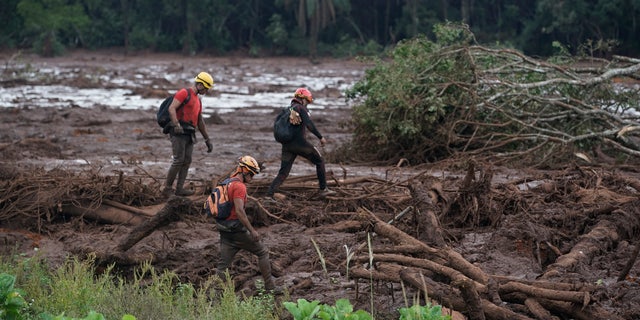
174,88,201,127
227,178,246,220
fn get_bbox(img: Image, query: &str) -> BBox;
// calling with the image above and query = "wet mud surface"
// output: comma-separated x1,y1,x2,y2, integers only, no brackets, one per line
1,51,639,319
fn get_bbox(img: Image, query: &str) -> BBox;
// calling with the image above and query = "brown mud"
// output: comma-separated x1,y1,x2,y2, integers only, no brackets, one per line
1,51,639,320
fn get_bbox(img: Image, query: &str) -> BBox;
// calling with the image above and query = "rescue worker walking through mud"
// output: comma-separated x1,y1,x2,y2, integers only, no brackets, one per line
266,88,336,200
163,72,214,197
215,156,281,294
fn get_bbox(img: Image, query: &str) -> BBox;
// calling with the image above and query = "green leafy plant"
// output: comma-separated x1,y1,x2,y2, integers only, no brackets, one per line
398,303,452,320
317,298,372,320
0,273,27,320
283,298,322,320
284,298,372,320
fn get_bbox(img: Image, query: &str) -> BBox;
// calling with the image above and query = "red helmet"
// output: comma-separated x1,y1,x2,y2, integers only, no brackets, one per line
294,88,313,103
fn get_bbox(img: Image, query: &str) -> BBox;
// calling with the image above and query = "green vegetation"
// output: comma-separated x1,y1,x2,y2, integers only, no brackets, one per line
344,22,640,166
2,0,640,57
0,252,453,320
0,253,281,320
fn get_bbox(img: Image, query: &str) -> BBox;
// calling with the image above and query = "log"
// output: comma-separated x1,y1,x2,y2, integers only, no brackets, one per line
349,265,467,320
499,281,590,306
62,203,147,225
102,199,157,217
353,253,487,293
117,197,191,252
537,298,625,320
356,207,489,284
399,269,534,320
523,298,556,320
452,277,485,320
541,219,619,279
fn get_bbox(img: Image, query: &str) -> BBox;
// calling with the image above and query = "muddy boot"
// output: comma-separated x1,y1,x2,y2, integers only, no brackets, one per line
318,187,336,197
161,186,175,198
175,168,194,196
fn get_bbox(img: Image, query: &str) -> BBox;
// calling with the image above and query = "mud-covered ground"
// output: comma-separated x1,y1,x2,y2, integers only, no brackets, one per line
1,51,639,320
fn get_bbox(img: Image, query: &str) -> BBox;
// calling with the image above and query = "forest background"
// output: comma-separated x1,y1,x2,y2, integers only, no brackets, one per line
2,0,640,59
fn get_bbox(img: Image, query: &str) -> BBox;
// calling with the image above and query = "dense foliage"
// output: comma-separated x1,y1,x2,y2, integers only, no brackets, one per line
345,23,640,166
2,0,640,58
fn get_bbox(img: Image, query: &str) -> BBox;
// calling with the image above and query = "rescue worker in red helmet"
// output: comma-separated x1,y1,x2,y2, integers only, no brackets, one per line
266,88,336,199
215,156,281,293
163,72,214,197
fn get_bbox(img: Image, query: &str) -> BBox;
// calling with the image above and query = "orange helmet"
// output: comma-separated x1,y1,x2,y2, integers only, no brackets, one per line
294,88,313,103
238,155,260,175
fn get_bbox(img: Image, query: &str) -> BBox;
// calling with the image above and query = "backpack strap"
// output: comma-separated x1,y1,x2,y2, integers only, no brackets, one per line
178,88,192,110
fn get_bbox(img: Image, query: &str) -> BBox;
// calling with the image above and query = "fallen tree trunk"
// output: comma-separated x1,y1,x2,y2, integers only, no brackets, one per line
356,207,489,284
540,205,640,279
62,203,148,225
117,197,192,252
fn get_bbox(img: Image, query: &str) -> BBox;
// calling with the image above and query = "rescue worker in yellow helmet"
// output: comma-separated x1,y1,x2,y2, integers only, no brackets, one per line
215,156,281,294
163,72,214,197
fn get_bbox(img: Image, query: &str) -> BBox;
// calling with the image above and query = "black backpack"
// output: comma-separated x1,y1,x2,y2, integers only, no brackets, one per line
273,105,300,143
156,88,192,131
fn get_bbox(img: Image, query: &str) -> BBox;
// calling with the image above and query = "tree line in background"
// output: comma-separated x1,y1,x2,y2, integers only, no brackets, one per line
1,0,639,59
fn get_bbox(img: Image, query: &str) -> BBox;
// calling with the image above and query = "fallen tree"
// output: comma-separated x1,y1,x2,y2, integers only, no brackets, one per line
344,23,640,167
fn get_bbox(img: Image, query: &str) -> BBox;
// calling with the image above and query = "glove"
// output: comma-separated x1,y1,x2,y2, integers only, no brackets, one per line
173,124,184,134
205,139,213,153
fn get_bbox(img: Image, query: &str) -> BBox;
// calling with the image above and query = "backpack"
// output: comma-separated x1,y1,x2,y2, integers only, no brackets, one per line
156,88,192,130
203,177,239,220
273,105,301,143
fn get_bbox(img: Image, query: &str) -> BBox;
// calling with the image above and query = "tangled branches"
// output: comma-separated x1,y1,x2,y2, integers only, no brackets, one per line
346,25,640,167
0,165,161,231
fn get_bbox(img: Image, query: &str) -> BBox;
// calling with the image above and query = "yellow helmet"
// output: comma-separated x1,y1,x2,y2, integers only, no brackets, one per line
195,72,214,89
238,155,260,175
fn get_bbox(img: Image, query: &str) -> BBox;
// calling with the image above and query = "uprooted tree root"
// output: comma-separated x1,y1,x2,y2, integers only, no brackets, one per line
1,161,640,319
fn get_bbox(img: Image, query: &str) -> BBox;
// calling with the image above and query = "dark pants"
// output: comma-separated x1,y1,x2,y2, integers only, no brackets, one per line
165,133,193,190
216,230,275,290
268,138,327,195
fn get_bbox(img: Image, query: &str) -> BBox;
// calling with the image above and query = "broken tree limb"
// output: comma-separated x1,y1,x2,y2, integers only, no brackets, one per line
356,206,489,284
523,298,556,320
537,298,625,320
398,268,534,320
102,199,157,217
499,281,590,306
62,203,147,225
451,277,485,320
117,197,191,252
353,253,487,293
540,204,640,279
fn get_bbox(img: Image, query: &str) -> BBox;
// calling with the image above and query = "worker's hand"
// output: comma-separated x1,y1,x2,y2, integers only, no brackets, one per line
250,229,260,242
320,137,327,147
205,139,213,153
173,124,184,134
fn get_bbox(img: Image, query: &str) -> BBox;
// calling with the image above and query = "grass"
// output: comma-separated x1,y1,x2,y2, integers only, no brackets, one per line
0,251,282,320
1,249,451,320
